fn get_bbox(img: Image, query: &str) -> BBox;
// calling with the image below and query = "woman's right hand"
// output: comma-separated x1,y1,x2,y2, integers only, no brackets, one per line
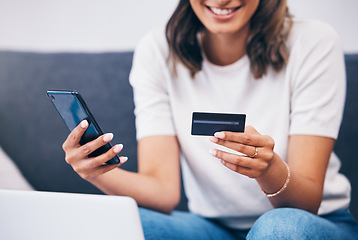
62,120,127,181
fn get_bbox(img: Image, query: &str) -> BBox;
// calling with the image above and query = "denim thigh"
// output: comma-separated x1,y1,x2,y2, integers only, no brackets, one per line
139,207,246,240
140,207,358,240
247,208,358,240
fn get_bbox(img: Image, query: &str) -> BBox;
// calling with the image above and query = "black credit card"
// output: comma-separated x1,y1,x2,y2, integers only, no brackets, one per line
191,112,246,136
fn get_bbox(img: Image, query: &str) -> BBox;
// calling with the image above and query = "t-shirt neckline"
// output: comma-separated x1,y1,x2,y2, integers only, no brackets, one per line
203,53,250,73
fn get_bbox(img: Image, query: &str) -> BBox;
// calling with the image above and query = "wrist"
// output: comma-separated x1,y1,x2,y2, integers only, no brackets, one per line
256,153,289,196
262,161,290,198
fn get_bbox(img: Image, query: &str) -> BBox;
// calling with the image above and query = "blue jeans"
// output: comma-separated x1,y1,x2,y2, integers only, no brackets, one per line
139,207,358,239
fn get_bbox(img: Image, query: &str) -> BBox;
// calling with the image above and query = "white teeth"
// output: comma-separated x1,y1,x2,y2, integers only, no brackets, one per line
209,7,235,16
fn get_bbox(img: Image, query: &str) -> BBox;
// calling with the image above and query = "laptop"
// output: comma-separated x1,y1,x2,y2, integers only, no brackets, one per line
0,190,145,240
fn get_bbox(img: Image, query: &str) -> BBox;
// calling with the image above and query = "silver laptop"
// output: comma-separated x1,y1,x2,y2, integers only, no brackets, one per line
0,190,145,240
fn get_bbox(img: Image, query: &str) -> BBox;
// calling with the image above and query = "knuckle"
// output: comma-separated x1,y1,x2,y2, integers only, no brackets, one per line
64,152,75,165
216,150,223,158
267,152,274,160
265,136,275,148
225,162,234,170
70,133,77,141
234,156,242,165
72,165,78,172
92,153,112,168
245,125,255,133
81,145,91,155
243,135,252,144
261,150,274,160
88,160,99,169
225,131,233,139
235,144,245,153
64,156,71,164
62,142,67,151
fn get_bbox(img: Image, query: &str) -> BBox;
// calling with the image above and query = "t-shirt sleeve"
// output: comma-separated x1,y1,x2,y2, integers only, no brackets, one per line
129,30,176,140
288,21,346,139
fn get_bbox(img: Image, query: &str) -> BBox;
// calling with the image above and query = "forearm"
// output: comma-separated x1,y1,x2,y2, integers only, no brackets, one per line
89,168,180,214
256,153,323,214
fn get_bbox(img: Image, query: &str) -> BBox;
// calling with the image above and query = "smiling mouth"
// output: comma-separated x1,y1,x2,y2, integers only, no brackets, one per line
207,6,241,16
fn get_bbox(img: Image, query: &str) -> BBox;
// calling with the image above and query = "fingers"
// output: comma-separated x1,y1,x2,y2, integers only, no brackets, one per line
208,125,275,178
209,126,275,155
220,160,254,178
62,120,128,181
74,160,121,181
209,149,268,178
89,144,128,168
77,132,114,158
209,136,257,157
67,132,127,166
210,149,266,169
69,143,128,181
63,119,89,151
213,131,268,148
63,120,121,160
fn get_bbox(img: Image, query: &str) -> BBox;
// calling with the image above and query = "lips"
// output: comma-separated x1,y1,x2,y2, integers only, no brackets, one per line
207,6,241,16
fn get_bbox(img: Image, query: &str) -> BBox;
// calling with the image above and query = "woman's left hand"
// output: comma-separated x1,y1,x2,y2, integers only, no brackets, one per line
209,126,275,178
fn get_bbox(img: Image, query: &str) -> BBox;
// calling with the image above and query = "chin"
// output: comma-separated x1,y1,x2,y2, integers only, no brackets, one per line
205,23,248,36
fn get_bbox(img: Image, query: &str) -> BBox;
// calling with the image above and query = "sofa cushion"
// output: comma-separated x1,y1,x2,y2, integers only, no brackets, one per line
334,54,358,218
0,146,34,190
0,51,137,193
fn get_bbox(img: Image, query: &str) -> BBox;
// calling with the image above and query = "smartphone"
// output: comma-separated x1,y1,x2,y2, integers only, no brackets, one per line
47,90,120,164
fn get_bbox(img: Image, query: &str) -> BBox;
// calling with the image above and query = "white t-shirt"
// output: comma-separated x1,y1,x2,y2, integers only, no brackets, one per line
129,18,351,229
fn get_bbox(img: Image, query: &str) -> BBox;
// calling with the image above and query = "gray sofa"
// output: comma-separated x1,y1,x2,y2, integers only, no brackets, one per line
0,51,357,218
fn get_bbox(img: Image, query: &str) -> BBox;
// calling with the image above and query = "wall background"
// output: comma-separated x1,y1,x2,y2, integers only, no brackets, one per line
0,0,357,53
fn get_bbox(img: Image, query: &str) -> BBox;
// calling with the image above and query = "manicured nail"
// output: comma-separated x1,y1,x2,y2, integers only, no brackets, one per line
209,136,218,143
113,144,123,154
214,132,225,139
120,156,128,164
209,149,217,156
103,133,114,142
80,120,88,128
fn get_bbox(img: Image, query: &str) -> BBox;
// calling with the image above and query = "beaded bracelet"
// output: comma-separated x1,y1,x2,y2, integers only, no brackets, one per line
263,161,291,198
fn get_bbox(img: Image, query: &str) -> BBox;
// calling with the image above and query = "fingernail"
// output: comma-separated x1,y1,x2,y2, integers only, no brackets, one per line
80,120,88,128
209,136,218,143
113,144,123,154
214,132,225,139
103,133,114,142
209,149,217,156
120,156,128,164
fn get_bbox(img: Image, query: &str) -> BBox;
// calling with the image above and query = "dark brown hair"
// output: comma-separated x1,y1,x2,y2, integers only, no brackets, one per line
166,0,292,79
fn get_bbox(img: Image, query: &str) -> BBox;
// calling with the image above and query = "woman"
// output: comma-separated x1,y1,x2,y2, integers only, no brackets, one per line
62,0,358,239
